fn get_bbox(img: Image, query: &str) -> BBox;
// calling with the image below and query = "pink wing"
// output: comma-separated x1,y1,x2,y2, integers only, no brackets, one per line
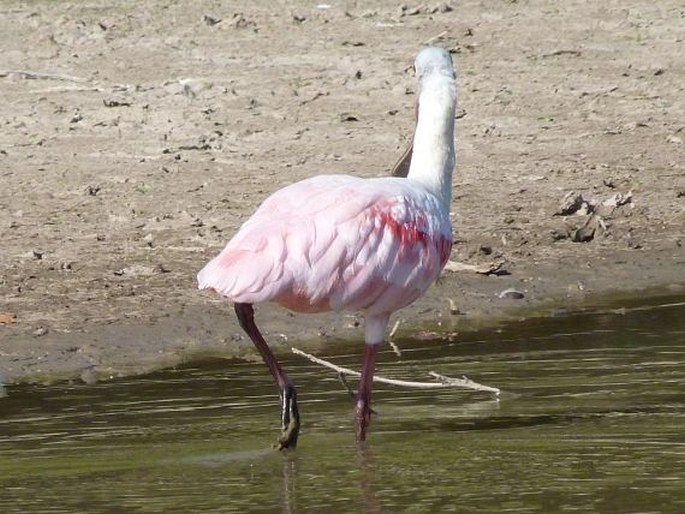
197,175,452,316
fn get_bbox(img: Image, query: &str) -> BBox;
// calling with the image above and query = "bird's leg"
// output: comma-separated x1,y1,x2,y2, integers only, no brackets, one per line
234,303,300,450
355,343,379,443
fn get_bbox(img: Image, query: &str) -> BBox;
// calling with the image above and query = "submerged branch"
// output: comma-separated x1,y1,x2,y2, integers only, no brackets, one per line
291,347,500,396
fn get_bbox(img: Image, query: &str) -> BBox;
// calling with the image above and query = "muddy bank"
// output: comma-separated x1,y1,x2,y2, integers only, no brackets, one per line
1,0,684,383
2,260,683,385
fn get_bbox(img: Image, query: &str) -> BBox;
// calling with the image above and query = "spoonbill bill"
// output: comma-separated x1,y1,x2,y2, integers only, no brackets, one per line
198,47,457,448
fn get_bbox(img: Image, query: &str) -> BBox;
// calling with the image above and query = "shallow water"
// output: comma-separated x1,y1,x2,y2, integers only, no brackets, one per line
1,295,684,513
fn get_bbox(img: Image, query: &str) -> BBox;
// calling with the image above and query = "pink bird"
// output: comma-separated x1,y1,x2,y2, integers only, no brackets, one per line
198,47,457,448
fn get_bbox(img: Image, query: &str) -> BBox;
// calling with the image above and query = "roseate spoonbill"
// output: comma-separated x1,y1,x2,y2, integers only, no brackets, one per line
198,47,457,449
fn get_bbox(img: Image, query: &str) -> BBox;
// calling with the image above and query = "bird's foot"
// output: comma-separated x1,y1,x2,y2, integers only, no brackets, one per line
275,384,300,450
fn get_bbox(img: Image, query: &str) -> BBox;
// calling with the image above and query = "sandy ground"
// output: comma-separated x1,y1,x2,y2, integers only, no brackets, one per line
1,0,684,384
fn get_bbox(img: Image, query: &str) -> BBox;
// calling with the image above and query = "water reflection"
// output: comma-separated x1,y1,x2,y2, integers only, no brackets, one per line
0,292,684,512
356,447,382,514
281,455,298,514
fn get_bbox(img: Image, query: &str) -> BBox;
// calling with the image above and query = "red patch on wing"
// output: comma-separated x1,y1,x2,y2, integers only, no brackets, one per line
376,209,430,248
374,207,452,267
438,236,452,266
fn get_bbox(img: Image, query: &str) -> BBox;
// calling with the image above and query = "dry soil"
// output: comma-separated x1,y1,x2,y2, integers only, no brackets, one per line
1,0,684,383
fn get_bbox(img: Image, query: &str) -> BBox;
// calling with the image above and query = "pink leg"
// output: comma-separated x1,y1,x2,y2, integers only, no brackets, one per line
355,343,379,443
234,303,300,449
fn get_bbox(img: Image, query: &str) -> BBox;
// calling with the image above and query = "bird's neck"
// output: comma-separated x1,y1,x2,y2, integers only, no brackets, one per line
407,75,456,212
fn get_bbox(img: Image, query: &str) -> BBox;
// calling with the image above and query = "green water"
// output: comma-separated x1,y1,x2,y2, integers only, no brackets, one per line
1,295,684,513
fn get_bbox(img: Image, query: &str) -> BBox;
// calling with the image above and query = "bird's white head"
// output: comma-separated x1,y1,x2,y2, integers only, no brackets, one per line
414,47,456,82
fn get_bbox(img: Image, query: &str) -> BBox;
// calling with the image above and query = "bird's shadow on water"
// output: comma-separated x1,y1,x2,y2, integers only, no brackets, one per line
174,442,385,513
177,447,277,467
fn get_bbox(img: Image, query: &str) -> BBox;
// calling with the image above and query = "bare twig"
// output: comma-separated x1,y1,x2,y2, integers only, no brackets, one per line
337,372,355,398
423,30,447,45
540,49,582,58
29,86,105,94
299,91,326,106
389,319,401,339
388,319,403,357
428,372,500,395
0,70,90,83
291,347,500,396
337,371,379,415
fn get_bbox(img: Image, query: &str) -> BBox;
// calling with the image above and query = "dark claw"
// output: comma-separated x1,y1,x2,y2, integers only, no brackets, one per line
276,384,300,450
